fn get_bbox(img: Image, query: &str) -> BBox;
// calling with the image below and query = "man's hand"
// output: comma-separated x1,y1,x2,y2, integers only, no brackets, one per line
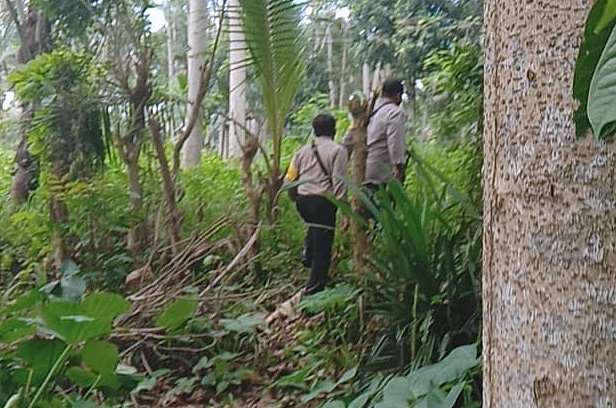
393,163,405,181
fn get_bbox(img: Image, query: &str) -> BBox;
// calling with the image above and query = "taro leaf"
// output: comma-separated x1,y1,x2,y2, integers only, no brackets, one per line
66,366,98,388
66,366,119,390
414,382,465,408
0,318,36,343
573,0,616,138
16,338,68,385
219,313,266,334
404,344,478,397
376,345,478,407
38,292,131,344
588,21,616,139
377,377,416,407
155,297,198,332
81,340,119,374
60,260,86,301
4,289,46,313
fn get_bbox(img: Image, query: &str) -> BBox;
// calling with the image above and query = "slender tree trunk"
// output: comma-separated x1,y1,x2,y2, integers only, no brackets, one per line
483,1,615,406
228,0,246,158
182,0,207,168
326,24,335,108
165,0,174,87
346,94,374,274
362,62,370,98
338,23,348,109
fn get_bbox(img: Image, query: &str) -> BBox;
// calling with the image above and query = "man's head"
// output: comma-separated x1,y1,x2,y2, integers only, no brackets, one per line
382,78,404,105
313,113,336,138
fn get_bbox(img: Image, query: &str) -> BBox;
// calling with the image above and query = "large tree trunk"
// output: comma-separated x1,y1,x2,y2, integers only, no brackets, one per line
182,0,207,168
483,1,615,406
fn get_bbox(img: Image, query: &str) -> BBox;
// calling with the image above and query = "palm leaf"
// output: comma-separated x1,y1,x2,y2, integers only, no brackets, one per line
234,0,306,170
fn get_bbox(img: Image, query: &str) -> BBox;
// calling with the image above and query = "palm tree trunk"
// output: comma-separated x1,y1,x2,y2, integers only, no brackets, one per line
182,0,207,168
228,0,246,158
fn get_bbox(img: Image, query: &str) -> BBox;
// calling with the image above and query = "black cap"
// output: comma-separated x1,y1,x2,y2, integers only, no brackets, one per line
382,78,404,95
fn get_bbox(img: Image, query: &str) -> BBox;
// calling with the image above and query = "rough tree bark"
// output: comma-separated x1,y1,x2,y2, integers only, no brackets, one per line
483,1,615,406
346,93,376,274
10,8,49,204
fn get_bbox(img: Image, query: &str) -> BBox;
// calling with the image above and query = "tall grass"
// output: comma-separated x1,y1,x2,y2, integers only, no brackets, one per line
345,140,482,371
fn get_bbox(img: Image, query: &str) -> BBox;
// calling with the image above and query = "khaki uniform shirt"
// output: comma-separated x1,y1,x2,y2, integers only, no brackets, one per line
285,136,348,201
342,96,406,185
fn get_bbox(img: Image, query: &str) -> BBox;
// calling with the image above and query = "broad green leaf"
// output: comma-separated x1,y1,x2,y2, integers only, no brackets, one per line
573,0,616,138
588,22,616,139
415,382,465,408
155,297,198,332
66,366,119,390
39,292,130,344
60,260,86,301
405,344,478,396
348,375,388,408
0,318,36,343
16,338,68,385
81,341,119,374
4,290,46,313
219,313,265,334
378,377,415,407
595,0,616,33
66,366,98,388
438,382,465,408
321,402,346,408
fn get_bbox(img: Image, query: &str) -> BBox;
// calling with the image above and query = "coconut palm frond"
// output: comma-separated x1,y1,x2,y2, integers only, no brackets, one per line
236,0,306,167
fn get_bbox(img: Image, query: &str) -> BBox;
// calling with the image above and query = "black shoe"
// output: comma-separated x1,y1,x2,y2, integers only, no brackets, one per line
304,279,327,296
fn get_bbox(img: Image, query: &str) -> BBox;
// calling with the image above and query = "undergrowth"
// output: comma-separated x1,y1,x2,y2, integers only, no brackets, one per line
0,136,482,407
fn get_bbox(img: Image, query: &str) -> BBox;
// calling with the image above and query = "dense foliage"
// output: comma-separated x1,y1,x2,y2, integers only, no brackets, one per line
0,0,483,407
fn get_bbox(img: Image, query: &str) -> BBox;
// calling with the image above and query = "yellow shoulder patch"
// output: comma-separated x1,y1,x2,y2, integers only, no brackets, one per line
285,162,298,182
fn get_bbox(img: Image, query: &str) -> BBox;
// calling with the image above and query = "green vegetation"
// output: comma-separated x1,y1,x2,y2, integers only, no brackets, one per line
0,0,484,406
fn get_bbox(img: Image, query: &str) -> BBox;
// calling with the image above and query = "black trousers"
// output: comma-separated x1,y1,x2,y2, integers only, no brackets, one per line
295,195,337,294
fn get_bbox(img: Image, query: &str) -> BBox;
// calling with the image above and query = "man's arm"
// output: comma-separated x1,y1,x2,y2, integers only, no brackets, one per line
331,147,349,202
386,108,406,179
340,128,354,157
